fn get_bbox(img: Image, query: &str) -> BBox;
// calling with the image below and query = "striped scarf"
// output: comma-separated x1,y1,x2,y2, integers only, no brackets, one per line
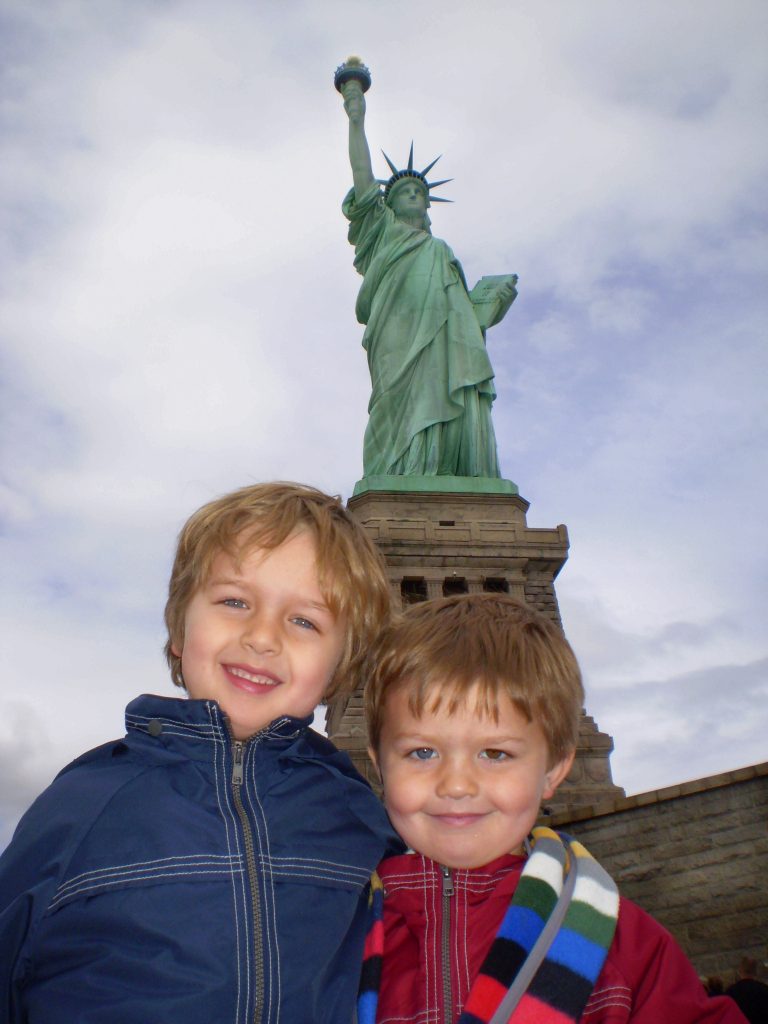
358,827,619,1024
358,872,385,1024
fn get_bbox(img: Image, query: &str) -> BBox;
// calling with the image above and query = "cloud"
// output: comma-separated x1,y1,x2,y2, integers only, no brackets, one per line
0,595,170,849
589,658,768,795
0,702,55,850
1,0,766,843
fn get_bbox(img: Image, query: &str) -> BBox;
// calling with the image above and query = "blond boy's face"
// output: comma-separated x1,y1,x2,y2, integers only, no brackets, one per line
172,530,345,740
372,682,573,869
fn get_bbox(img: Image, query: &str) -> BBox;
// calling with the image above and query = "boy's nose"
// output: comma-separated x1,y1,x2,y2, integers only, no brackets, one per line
435,760,478,799
241,614,281,655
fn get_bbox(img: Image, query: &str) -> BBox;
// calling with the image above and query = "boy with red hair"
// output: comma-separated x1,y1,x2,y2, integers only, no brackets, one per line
362,593,746,1023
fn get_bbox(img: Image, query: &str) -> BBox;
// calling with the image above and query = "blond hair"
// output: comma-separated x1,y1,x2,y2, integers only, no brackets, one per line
164,482,391,699
366,593,583,766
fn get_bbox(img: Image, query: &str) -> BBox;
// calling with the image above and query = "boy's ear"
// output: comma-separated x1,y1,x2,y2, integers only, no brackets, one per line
367,747,382,782
542,749,575,800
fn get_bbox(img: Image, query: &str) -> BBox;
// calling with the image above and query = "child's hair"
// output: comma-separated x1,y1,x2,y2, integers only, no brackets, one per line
366,593,584,766
164,482,392,699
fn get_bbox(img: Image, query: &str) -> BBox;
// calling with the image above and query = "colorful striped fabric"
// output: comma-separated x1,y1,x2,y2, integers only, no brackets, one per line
459,827,619,1024
357,871,384,1024
358,827,619,1024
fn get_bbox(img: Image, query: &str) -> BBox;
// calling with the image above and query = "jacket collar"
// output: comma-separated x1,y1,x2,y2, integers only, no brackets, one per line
124,693,311,761
377,849,526,893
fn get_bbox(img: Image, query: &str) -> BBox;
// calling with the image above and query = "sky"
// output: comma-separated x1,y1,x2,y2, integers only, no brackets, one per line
1,0,766,848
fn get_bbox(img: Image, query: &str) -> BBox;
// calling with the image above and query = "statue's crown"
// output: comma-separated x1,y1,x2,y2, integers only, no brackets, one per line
381,144,452,205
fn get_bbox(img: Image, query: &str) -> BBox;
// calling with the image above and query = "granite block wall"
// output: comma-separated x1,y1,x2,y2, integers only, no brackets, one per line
548,763,768,979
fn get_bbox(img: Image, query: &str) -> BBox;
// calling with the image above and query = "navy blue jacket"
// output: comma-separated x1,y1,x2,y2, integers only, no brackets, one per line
0,694,398,1023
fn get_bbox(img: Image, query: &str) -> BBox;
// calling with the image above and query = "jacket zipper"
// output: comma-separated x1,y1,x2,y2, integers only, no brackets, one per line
441,865,454,1022
232,740,265,1022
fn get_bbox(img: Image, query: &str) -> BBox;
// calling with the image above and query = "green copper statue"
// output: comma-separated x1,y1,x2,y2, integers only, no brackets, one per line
336,57,517,482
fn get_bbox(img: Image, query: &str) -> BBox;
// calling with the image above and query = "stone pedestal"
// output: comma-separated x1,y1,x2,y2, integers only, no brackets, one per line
326,487,624,810
544,711,622,814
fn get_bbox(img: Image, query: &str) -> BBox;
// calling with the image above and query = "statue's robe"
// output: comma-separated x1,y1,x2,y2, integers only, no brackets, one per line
343,184,501,478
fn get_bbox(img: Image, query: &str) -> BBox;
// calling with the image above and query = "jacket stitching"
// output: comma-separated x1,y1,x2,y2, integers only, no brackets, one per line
49,867,246,908
378,1012,434,1023
131,726,220,743
30,764,162,950
126,714,219,734
384,875,515,892
55,853,242,889
459,873,470,1010
263,869,368,886
582,985,633,1012
263,859,370,875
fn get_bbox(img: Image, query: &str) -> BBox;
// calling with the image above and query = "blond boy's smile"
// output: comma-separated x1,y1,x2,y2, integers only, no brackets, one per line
226,665,282,689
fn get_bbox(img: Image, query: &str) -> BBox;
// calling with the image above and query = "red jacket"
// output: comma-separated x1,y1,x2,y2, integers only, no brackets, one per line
376,852,747,1024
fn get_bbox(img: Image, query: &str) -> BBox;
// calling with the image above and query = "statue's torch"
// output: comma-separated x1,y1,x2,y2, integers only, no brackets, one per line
334,55,372,93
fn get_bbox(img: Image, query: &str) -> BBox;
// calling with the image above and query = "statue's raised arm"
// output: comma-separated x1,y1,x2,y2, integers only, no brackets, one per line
334,57,518,488
338,65,374,199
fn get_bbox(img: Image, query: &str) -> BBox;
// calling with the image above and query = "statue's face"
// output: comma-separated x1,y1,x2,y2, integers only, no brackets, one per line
389,179,428,221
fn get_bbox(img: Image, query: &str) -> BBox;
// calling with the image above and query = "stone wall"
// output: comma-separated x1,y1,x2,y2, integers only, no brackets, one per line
547,762,768,980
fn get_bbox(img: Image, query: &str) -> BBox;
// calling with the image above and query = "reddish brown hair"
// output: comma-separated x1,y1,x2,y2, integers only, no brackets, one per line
366,593,584,766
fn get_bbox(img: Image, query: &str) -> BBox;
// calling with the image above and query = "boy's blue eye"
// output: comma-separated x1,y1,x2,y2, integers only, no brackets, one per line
408,747,436,761
291,617,317,631
222,598,247,609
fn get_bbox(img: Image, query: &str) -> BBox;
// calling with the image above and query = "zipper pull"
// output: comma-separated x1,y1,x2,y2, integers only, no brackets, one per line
232,741,244,785
441,865,454,898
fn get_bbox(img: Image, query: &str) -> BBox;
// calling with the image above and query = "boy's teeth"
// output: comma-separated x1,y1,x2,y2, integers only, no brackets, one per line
230,667,278,686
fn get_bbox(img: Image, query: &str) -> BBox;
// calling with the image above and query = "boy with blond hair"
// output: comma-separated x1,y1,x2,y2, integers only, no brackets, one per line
360,593,746,1024
0,482,400,1024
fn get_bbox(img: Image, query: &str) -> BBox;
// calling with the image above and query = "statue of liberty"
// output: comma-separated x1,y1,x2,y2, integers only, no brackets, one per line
336,57,517,484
